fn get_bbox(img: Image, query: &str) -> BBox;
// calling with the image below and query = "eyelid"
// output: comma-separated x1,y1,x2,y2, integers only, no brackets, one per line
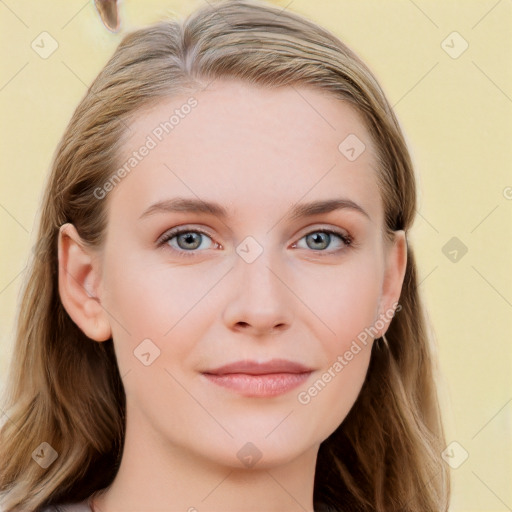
156,225,221,249
156,225,223,258
292,224,352,243
289,225,354,254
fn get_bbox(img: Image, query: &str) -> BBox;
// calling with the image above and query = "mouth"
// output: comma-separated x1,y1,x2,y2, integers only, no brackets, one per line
201,359,314,398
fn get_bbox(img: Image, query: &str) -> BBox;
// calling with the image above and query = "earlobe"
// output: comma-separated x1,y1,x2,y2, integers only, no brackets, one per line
377,230,408,338
58,223,112,342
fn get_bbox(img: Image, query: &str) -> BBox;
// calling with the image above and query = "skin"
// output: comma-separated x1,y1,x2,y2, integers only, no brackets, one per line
58,79,407,512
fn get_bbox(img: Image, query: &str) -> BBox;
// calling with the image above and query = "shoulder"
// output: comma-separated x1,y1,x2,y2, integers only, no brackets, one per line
39,500,91,512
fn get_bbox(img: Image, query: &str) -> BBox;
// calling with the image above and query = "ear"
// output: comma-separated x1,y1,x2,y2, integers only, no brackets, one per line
58,223,112,342
376,230,408,337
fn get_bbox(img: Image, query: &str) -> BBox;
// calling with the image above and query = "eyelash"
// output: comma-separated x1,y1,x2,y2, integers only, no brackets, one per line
157,226,353,258
157,227,220,259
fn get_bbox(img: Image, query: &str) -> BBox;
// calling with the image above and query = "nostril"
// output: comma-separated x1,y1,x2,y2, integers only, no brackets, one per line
234,321,287,331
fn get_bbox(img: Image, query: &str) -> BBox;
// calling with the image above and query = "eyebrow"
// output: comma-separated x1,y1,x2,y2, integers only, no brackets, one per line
139,197,370,221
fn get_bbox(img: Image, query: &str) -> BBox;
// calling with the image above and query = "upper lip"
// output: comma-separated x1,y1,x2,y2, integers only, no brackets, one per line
203,359,313,375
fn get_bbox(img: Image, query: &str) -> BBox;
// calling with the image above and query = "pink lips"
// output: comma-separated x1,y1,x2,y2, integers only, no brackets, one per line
202,359,313,397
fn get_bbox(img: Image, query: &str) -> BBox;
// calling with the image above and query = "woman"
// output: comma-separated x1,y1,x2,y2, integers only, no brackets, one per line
0,1,450,510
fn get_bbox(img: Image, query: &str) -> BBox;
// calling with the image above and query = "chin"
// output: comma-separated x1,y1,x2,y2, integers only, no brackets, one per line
199,428,317,471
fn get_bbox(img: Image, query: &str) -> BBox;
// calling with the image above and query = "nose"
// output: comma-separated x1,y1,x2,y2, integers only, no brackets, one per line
222,254,293,337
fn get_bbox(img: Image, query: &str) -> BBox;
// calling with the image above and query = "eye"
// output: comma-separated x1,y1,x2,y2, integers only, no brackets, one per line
293,229,352,252
157,226,351,257
157,227,219,254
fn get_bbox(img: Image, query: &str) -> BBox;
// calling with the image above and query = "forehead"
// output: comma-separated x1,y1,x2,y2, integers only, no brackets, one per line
110,79,383,225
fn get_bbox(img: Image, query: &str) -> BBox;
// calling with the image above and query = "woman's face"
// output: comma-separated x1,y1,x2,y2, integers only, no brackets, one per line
92,79,405,469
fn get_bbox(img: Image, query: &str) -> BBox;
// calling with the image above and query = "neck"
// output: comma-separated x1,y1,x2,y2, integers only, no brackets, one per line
93,412,318,512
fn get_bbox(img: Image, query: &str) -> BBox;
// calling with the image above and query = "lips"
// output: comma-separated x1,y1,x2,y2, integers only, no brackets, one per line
202,359,313,397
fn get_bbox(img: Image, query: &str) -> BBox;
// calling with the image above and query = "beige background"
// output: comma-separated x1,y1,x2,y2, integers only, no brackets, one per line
1,1,511,510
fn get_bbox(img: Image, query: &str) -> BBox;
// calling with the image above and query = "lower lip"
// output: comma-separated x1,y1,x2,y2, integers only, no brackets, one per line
203,372,312,397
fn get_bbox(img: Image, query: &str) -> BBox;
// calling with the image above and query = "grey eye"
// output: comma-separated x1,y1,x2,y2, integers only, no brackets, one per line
305,232,331,250
176,232,204,250
295,230,349,252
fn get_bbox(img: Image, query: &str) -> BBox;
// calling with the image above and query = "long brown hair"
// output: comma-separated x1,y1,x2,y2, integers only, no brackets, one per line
0,1,450,510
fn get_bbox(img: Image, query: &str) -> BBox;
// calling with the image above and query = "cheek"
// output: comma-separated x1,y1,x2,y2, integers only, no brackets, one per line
297,342,372,443
101,253,224,365
296,252,383,351
292,252,382,430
